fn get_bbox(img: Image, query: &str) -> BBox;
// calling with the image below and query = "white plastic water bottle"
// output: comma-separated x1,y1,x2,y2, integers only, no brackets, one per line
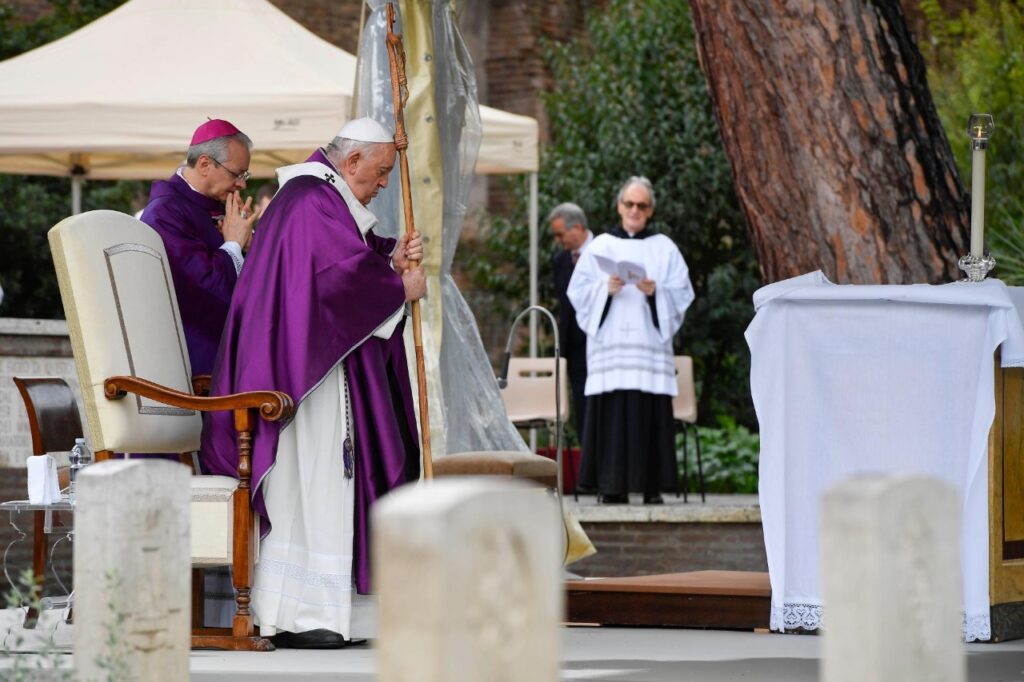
68,437,92,500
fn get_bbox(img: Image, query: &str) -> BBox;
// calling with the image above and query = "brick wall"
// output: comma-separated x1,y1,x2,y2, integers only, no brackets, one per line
267,0,363,54
571,522,768,578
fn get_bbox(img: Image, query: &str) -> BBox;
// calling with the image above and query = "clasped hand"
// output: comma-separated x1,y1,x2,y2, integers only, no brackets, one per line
393,231,424,272
396,231,427,302
221,191,261,251
403,267,426,302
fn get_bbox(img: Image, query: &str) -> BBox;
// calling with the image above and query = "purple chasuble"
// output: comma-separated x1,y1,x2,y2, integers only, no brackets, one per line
199,150,419,593
141,173,238,376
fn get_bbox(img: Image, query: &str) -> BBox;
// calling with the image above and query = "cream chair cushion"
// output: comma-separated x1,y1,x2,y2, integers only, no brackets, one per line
190,476,239,567
433,451,558,488
49,210,201,453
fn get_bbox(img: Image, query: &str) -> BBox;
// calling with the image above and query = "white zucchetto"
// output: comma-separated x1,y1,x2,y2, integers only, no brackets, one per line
336,117,394,144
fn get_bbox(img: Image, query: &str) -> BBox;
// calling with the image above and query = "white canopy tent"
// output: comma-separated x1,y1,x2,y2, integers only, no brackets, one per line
0,0,543,352
0,0,544,343
0,0,538,175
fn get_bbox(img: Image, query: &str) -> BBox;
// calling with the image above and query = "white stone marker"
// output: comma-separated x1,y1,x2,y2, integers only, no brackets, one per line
74,459,190,681
374,478,562,682
821,475,965,682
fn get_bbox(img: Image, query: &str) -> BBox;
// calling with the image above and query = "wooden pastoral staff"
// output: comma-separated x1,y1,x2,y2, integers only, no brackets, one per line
49,211,293,652
385,1,433,479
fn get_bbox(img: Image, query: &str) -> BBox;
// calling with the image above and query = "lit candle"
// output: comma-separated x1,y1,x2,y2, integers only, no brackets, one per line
967,114,994,258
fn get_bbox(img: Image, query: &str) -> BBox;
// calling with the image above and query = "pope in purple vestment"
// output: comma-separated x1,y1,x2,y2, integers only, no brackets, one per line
140,119,259,375
200,143,422,598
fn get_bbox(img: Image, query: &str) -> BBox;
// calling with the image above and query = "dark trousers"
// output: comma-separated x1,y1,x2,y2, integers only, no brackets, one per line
566,346,587,445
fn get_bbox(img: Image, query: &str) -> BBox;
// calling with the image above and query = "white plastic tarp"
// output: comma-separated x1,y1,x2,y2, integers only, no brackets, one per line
357,0,529,456
0,0,538,179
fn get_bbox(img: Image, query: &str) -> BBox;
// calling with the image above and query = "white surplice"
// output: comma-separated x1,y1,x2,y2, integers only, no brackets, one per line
567,232,694,397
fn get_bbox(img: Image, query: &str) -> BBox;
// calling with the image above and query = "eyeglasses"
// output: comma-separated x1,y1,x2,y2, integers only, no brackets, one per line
211,157,251,183
621,200,651,211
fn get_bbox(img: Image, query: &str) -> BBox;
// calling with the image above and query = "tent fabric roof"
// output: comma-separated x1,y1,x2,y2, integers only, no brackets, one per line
0,0,538,178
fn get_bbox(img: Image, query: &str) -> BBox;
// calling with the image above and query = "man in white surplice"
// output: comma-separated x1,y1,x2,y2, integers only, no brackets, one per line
567,176,694,505
201,117,426,650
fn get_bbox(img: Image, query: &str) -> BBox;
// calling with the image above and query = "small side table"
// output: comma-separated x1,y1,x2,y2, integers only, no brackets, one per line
0,499,74,629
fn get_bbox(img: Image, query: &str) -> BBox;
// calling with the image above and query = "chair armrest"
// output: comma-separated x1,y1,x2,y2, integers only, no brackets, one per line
191,375,212,396
104,376,294,422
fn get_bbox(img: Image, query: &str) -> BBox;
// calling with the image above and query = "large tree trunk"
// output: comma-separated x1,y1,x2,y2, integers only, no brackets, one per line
688,0,969,284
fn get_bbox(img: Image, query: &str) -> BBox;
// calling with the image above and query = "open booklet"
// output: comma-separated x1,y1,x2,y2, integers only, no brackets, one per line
593,253,647,284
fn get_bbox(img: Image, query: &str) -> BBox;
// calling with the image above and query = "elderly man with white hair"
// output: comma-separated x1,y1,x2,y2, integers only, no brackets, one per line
568,176,694,506
201,117,427,649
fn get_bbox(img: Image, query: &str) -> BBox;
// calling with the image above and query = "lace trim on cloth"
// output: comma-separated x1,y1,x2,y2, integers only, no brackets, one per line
772,603,823,632
773,603,991,642
963,612,991,642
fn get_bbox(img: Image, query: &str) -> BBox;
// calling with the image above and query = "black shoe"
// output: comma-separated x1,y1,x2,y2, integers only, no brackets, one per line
270,629,365,649
600,493,628,504
643,494,664,505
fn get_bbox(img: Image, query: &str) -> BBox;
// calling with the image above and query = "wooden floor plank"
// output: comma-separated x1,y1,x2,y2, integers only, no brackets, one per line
566,571,771,630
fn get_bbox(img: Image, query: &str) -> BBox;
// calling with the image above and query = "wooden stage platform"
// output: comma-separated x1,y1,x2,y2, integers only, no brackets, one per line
566,570,771,631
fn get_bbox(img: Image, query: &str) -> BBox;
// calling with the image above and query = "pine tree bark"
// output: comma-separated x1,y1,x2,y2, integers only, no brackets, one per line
688,0,969,284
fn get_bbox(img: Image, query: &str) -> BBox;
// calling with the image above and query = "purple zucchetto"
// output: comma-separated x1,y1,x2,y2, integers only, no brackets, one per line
190,119,242,146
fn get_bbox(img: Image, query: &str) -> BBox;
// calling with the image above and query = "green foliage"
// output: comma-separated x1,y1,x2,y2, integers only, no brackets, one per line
922,0,1024,282
679,417,760,494
466,0,759,427
0,0,123,60
0,0,139,319
1,569,73,681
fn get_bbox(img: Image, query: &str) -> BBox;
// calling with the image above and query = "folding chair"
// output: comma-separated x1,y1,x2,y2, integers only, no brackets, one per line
673,356,705,503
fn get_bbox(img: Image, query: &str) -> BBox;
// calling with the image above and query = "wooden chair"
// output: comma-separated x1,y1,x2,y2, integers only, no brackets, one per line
673,356,705,503
48,210,294,652
11,376,78,628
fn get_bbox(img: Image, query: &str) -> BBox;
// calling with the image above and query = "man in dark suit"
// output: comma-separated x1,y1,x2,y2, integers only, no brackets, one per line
548,202,593,447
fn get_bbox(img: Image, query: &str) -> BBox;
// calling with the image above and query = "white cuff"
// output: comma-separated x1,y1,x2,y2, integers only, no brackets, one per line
220,241,244,275
373,305,405,340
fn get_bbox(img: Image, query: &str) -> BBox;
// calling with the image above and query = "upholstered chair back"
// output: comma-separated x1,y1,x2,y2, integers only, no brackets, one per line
49,210,202,454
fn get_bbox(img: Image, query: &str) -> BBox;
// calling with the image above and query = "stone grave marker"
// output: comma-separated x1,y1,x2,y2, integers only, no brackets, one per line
374,478,562,682
821,474,965,682
74,459,190,681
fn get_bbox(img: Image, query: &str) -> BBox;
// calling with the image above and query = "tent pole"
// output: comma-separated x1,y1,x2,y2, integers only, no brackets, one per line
528,171,538,358
528,171,539,454
71,174,83,215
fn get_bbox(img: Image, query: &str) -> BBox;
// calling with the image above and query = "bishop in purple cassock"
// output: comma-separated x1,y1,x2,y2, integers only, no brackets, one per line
200,118,425,649
140,119,260,375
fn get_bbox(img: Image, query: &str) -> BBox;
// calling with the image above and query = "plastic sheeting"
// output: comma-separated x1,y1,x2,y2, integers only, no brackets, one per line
357,0,527,456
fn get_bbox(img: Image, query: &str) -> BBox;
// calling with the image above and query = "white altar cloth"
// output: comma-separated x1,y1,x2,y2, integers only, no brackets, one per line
746,271,1024,642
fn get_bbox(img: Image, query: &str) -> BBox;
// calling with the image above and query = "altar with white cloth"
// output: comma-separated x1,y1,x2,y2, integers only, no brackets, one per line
746,271,1024,642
